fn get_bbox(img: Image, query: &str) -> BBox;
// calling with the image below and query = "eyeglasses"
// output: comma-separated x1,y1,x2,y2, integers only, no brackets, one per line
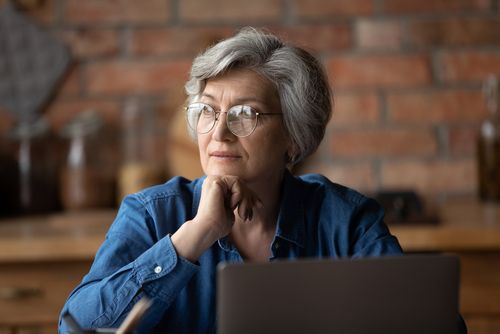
185,102,282,137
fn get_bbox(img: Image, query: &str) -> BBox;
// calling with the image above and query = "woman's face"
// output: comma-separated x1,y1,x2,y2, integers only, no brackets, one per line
196,69,290,185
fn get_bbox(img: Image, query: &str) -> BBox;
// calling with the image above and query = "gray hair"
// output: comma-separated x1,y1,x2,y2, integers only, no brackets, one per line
184,27,332,165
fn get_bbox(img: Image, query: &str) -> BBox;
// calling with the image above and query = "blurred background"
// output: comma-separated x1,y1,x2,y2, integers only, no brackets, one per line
0,0,499,210
0,0,499,333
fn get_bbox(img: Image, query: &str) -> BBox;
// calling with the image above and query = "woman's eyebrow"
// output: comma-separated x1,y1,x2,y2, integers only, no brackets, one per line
200,93,216,100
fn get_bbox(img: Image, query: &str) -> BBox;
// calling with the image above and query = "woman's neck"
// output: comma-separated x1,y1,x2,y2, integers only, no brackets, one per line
229,169,285,261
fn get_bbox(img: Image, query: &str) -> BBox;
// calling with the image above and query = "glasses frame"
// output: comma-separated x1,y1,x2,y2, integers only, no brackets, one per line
185,102,282,137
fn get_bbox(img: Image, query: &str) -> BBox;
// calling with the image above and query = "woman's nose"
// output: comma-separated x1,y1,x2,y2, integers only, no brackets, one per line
212,112,235,141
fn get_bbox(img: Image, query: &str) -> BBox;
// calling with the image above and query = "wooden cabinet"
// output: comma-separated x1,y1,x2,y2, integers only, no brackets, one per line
0,261,91,333
0,211,113,334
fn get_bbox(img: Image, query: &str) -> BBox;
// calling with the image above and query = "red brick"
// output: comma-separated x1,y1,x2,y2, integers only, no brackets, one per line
295,160,377,192
270,23,353,52
329,128,438,158
329,92,380,127
18,0,56,25
381,159,476,195
409,18,500,47
131,25,351,57
179,0,282,22
158,97,185,127
45,98,121,130
131,27,235,57
383,0,492,14
63,0,170,24
387,89,487,124
439,50,500,82
448,126,480,156
60,29,119,59
85,59,191,95
357,20,403,50
292,0,374,18
327,54,432,89
57,65,82,97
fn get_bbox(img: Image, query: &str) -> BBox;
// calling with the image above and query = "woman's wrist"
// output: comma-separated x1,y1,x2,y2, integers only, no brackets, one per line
171,220,219,262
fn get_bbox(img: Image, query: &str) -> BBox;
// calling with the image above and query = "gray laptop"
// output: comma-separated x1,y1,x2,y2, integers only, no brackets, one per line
217,254,459,334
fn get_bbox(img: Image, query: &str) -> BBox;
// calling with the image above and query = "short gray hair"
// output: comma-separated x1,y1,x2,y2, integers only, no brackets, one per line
185,27,332,165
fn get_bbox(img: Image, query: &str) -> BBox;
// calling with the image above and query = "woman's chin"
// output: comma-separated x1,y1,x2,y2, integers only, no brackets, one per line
205,165,244,177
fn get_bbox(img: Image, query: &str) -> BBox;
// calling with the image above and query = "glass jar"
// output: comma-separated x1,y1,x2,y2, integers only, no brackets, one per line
477,75,500,201
6,117,61,215
60,110,115,210
117,97,165,203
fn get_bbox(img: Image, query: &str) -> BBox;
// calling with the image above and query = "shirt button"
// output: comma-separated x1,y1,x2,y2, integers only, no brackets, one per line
154,266,162,274
273,243,279,250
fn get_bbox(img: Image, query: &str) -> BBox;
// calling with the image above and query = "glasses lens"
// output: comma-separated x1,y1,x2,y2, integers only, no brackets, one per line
186,103,215,134
227,105,257,137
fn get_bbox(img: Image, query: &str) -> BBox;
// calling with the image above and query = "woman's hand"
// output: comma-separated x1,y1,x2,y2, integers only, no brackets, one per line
171,175,262,262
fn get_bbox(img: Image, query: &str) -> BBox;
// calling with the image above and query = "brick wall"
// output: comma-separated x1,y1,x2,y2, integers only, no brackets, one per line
2,0,500,201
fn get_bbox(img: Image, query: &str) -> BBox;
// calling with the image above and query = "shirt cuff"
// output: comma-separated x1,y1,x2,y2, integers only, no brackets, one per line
132,235,199,301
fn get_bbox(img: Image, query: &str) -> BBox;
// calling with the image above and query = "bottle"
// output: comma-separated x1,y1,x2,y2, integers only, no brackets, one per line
117,97,165,203
477,74,500,201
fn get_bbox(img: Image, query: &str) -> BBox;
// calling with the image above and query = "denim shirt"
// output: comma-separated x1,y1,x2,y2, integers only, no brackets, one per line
59,171,403,334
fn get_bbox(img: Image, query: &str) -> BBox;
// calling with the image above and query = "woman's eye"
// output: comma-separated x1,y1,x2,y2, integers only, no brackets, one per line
236,106,254,118
201,106,212,115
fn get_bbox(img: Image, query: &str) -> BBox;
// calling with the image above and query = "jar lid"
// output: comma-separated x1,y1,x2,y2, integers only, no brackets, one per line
60,109,103,138
7,117,49,139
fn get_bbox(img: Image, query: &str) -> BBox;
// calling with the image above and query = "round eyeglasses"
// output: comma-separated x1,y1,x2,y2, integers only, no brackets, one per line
185,102,282,137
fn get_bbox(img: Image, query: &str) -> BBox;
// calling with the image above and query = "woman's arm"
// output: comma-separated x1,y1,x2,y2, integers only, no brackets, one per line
58,195,199,333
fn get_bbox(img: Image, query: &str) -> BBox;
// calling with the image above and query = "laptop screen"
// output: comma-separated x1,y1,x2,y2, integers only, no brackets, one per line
217,254,459,334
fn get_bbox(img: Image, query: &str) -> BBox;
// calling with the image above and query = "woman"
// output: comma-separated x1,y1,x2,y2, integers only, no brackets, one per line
59,27,403,333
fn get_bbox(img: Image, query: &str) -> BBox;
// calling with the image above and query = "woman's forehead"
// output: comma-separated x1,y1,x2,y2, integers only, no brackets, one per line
202,69,279,103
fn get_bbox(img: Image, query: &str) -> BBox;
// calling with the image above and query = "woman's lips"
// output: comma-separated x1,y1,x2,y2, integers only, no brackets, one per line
210,151,241,159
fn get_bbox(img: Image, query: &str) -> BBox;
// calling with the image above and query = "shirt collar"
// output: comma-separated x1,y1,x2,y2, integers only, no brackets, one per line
274,169,305,248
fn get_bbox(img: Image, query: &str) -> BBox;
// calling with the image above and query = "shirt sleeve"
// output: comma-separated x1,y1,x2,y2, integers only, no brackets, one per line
58,194,199,333
349,197,403,257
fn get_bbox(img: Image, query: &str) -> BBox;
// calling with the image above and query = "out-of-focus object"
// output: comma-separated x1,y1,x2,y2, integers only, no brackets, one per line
374,190,438,224
117,97,165,203
477,74,500,201
11,0,46,10
166,105,203,180
6,117,60,215
0,1,71,120
60,110,115,211
0,132,19,216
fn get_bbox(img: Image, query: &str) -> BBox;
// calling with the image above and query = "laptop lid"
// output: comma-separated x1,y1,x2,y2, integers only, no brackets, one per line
217,254,459,334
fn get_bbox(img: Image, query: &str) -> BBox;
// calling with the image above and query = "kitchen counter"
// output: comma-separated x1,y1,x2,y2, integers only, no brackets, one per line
0,200,499,333
0,210,114,264
390,199,500,252
1,199,499,261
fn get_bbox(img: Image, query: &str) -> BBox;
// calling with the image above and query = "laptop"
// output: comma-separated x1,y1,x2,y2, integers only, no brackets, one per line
217,254,459,334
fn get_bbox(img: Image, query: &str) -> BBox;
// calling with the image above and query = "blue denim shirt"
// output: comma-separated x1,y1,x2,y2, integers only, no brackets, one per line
59,171,403,334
